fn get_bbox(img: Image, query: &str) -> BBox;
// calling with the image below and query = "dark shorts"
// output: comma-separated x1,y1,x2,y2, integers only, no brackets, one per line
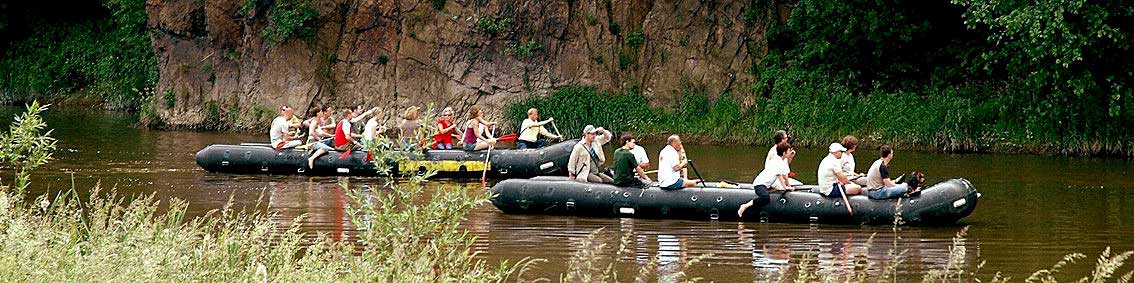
517,139,547,149
825,183,844,198
661,179,684,190
614,178,646,188
463,143,477,151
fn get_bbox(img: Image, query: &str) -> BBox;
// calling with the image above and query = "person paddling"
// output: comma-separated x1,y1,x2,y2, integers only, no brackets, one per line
462,106,497,151
308,107,364,168
517,108,562,149
739,142,795,218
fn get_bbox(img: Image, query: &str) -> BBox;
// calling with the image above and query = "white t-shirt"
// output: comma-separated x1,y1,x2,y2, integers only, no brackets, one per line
657,145,681,187
764,145,778,170
753,157,789,189
817,153,843,195
864,159,886,189
630,145,649,165
270,116,289,145
363,118,379,141
842,152,857,175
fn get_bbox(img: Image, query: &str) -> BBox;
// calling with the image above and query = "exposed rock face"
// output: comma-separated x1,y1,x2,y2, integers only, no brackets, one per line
147,0,767,129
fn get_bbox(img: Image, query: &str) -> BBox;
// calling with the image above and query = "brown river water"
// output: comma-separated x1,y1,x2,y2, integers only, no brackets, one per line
12,107,1133,281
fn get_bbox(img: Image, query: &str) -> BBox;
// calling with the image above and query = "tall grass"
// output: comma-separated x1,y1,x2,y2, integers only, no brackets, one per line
505,83,1134,156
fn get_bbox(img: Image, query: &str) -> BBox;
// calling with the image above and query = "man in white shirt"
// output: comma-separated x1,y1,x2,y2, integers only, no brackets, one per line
270,105,302,150
764,130,794,169
739,143,794,217
657,135,700,190
817,143,863,197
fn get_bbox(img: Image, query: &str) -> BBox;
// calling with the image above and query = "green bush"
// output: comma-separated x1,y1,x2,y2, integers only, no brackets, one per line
477,16,512,36
625,30,645,48
262,0,318,44
0,0,156,111
505,41,543,58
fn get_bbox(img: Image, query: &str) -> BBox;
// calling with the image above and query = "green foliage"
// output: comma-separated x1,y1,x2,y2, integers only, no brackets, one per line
431,0,446,10
608,22,621,36
261,0,318,44
751,0,1134,155
625,30,645,48
164,90,176,108
476,16,512,36
0,0,157,111
0,102,56,197
505,41,544,58
376,54,389,65
239,0,258,16
617,51,633,70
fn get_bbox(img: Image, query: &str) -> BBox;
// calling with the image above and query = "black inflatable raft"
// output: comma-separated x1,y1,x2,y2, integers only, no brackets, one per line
195,139,577,178
490,177,980,225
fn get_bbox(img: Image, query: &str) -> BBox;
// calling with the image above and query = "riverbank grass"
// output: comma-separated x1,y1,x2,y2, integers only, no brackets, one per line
506,85,1134,156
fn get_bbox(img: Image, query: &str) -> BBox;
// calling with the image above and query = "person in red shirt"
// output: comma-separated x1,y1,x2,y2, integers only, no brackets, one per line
433,107,459,149
308,107,363,168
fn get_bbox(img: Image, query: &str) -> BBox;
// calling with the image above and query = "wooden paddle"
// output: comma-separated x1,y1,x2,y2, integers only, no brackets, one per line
837,184,854,215
480,127,497,187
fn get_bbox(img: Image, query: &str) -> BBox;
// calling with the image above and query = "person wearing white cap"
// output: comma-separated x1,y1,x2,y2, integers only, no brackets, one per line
567,125,613,183
817,142,863,197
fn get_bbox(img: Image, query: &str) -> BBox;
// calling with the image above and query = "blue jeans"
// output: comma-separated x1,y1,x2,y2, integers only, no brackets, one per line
518,139,547,149
311,141,335,151
435,142,453,149
866,184,909,199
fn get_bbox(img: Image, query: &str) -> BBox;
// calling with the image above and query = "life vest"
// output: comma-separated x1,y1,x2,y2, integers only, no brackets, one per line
334,120,349,147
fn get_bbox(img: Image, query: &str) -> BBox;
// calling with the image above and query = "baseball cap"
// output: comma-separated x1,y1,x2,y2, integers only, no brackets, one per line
583,125,599,134
828,143,848,153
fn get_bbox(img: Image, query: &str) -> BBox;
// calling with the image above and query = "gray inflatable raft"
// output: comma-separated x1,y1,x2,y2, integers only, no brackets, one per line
490,176,980,225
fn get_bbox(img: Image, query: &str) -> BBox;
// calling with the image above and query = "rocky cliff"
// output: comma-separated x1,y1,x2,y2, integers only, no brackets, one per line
147,0,768,129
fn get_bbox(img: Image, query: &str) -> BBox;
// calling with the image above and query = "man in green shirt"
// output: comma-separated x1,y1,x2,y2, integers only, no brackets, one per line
613,133,652,187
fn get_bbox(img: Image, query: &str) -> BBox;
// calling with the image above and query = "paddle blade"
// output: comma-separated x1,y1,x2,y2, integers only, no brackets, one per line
497,133,517,143
337,147,353,159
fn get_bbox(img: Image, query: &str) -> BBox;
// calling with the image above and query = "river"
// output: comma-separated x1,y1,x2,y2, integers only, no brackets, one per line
12,107,1134,281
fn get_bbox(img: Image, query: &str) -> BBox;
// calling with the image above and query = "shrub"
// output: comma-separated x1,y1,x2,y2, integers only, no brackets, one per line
625,30,645,48
261,0,318,44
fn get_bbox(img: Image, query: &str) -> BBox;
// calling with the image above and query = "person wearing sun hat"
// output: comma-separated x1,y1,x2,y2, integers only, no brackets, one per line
817,142,863,197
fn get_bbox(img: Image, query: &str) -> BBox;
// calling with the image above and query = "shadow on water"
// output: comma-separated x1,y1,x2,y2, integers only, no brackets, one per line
4,106,1132,281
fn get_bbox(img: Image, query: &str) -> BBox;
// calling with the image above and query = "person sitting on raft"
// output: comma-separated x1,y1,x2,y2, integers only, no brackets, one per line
841,135,867,185
765,130,794,168
433,107,460,149
568,125,613,183
817,143,863,197
863,145,913,199
462,106,497,151
308,107,365,168
517,108,562,149
270,105,303,150
398,106,422,149
657,135,700,189
304,105,335,146
738,142,795,217
612,133,652,187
